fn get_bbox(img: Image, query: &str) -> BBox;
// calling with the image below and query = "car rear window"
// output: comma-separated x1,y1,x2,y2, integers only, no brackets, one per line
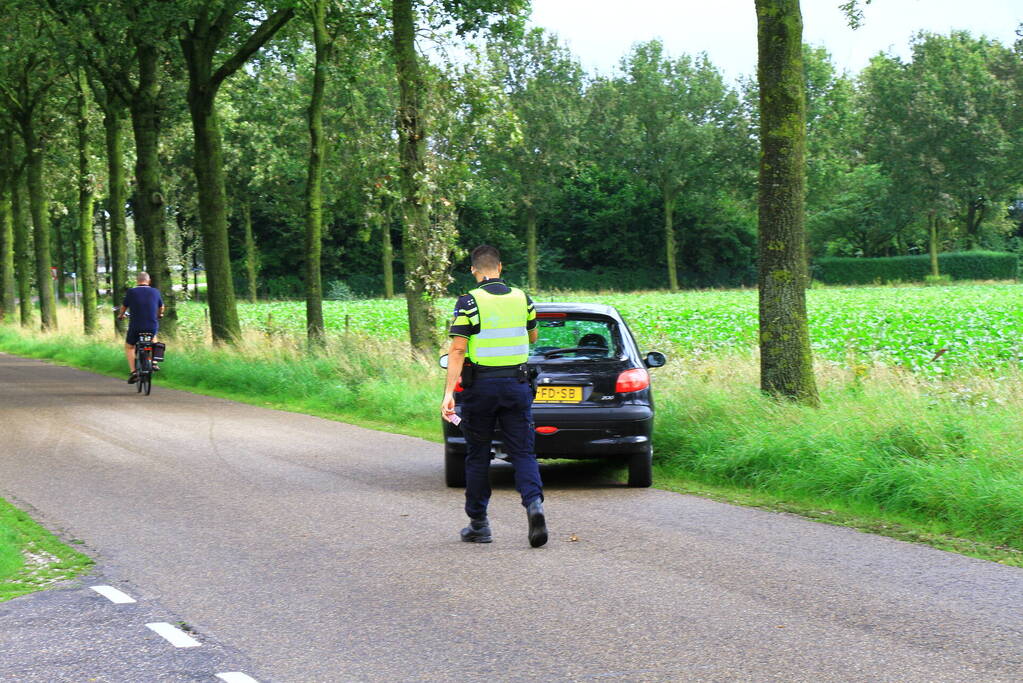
531,315,620,358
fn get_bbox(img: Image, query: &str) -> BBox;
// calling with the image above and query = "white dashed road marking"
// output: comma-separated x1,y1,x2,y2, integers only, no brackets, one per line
145,622,201,648
90,585,137,604
216,673,260,683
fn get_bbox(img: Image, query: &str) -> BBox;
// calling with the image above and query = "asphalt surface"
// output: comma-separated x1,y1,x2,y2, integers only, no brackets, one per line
1,569,257,681
1,351,1022,682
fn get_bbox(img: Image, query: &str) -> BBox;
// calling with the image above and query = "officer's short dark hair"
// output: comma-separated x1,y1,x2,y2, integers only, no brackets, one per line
471,245,501,271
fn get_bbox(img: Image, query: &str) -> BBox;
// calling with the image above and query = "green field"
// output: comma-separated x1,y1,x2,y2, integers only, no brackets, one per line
4,281,1023,567
176,283,1023,373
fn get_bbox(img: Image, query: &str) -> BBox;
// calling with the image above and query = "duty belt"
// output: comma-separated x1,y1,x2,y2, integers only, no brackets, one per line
474,366,520,379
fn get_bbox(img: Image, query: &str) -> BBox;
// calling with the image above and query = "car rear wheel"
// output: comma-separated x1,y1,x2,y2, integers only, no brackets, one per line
445,449,466,488
627,447,652,488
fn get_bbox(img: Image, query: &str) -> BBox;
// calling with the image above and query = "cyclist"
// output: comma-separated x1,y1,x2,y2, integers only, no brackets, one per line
116,272,164,384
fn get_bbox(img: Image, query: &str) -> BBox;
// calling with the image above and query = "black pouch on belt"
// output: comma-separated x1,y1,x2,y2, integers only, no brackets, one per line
517,364,538,395
461,360,477,389
516,363,529,383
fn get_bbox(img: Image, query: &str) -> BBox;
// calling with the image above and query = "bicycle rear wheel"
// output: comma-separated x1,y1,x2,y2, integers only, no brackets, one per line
143,374,152,395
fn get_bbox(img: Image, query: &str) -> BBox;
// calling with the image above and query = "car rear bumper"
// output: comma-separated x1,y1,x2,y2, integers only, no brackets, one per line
443,405,653,460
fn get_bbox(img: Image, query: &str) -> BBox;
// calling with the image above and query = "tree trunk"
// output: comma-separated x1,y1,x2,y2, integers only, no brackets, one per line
187,90,241,343
104,102,128,335
0,186,12,324
0,133,14,322
99,205,110,298
305,0,331,345
55,218,66,303
663,190,679,291
380,214,394,299
179,6,293,344
70,231,79,307
11,166,32,327
94,219,102,305
964,198,985,249
526,203,538,292
755,0,818,405
392,0,443,352
176,211,190,299
929,212,940,277
242,202,258,303
130,43,176,337
23,123,57,331
192,249,201,303
76,69,99,334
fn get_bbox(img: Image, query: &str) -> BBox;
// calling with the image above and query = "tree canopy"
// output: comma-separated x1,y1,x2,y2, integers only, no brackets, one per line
0,0,1018,350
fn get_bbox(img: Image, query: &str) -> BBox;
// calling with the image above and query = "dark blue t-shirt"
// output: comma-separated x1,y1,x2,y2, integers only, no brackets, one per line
123,286,163,332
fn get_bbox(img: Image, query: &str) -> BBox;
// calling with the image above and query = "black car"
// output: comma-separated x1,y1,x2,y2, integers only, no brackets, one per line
441,302,666,488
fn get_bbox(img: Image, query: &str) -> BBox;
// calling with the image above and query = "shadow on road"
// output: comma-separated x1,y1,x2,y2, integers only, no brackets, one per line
489,458,627,490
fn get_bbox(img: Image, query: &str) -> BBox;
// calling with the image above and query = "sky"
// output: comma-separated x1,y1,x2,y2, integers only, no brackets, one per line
527,0,1022,82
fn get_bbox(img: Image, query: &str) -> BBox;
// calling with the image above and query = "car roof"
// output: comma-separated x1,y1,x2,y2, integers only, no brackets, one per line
535,301,621,318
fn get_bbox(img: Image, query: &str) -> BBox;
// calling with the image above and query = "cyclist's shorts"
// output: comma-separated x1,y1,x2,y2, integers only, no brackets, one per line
126,329,157,345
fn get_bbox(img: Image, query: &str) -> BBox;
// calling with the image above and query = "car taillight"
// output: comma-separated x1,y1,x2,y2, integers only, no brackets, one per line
615,368,649,393
454,380,463,392
536,426,558,434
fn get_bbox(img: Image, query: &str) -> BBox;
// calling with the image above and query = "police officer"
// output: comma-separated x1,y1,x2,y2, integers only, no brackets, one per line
441,245,548,548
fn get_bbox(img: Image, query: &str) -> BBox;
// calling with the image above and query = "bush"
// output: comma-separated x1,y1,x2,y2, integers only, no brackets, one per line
260,275,303,299
325,280,356,301
444,268,667,294
940,251,1020,280
346,273,391,297
814,252,1018,285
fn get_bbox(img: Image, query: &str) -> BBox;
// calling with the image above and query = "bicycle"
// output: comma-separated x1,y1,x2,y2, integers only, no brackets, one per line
134,332,156,396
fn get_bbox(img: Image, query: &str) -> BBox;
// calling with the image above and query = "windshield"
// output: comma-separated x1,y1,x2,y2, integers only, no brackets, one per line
531,315,620,359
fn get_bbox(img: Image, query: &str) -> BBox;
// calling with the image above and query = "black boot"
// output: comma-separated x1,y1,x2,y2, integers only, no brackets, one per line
460,517,492,543
526,499,548,548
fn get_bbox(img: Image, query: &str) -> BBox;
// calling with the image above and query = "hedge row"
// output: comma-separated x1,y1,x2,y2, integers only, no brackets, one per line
813,252,1019,285
257,252,1017,298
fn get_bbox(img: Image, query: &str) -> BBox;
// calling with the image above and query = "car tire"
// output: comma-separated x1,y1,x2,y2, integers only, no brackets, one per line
445,449,466,488
627,447,653,488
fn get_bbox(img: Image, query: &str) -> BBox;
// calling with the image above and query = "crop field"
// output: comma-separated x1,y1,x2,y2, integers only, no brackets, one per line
7,282,1023,560
176,283,1023,373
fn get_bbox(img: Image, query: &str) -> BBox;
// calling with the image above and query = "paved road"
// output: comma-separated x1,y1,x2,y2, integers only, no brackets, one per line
1,352,1021,682
1,569,259,681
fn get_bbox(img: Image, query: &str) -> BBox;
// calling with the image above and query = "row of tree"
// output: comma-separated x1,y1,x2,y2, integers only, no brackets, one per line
0,0,1019,402
0,0,528,348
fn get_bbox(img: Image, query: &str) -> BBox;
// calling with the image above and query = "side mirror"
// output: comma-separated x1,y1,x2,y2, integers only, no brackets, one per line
439,354,449,369
644,351,666,368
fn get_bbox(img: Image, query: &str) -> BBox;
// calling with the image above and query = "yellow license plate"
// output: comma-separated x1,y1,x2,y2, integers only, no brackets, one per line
534,386,583,403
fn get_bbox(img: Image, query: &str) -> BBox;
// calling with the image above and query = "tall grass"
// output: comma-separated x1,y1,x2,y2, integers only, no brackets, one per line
4,305,1023,561
0,308,442,440
654,354,1023,553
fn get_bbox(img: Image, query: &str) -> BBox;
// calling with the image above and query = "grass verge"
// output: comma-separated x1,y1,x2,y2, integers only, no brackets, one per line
2,313,1022,567
653,355,1023,565
0,496,93,602
0,321,442,442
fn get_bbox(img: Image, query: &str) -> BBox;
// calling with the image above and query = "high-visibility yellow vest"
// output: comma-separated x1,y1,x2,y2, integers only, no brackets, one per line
466,286,530,366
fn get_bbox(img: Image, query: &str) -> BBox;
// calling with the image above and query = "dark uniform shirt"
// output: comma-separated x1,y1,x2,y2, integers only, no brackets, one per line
448,278,537,340
122,286,163,332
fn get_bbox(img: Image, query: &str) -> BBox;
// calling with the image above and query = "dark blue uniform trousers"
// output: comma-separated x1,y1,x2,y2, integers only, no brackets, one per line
460,377,544,519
